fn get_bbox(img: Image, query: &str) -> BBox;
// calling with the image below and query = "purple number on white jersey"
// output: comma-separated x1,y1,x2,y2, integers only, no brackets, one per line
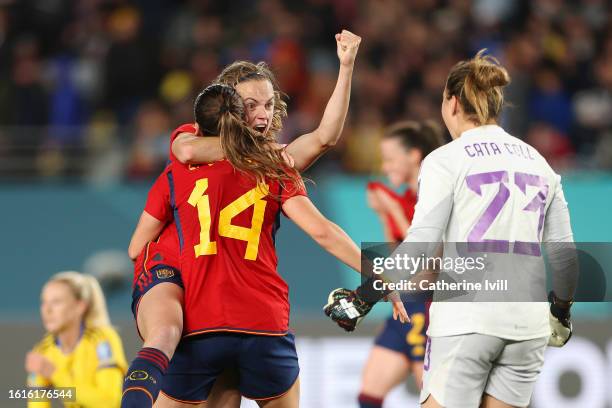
466,171,549,256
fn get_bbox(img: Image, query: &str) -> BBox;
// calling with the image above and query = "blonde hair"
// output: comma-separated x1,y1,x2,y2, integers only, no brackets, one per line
47,271,111,328
215,61,287,138
445,49,510,125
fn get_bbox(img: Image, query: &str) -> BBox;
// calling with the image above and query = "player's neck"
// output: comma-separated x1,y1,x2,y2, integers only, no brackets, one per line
57,323,82,353
407,173,418,191
455,119,498,139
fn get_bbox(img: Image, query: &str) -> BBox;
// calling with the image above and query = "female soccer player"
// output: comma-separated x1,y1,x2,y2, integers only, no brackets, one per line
359,121,444,408
26,271,127,407
122,31,371,408
152,83,407,408
328,50,578,408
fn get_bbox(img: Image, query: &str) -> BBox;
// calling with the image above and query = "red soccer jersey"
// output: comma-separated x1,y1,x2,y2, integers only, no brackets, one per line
169,159,306,336
367,182,417,241
168,123,196,163
141,122,197,252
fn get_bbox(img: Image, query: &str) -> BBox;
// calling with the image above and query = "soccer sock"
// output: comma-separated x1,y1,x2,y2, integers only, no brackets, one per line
121,347,169,408
358,392,384,408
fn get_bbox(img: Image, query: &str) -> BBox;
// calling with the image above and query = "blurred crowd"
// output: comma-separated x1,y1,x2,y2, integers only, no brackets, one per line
0,0,610,180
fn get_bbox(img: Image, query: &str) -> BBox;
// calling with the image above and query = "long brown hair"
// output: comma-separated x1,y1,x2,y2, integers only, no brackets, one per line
445,49,510,125
215,61,287,137
194,83,303,192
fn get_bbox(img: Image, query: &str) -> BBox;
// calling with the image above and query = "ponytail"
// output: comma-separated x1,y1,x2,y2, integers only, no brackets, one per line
48,271,111,329
445,49,510,125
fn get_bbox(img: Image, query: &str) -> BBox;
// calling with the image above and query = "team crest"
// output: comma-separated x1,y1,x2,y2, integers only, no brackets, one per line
128,370,149,381
156,268,175,279
96,341,113,365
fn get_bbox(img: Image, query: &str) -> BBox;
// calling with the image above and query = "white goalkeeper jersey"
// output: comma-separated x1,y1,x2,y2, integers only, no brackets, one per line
405,125,574,340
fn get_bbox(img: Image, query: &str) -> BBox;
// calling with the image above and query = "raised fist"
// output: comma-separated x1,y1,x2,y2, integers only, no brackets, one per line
335,29,361,67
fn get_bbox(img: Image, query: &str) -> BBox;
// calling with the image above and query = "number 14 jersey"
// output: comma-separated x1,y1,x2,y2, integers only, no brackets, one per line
170,159,305,337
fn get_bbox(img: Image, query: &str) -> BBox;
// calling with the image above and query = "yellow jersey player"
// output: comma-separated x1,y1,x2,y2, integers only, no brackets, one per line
26,271,127,407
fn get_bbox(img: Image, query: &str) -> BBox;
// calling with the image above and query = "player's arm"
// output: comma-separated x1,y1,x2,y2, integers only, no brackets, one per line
171,132,224,164
366,187,396,241
282,195,362,273
128,170,173,260
26,372,52,408
285,30,361,172
543,176,578,347
374,189,411,234
128,211,166,260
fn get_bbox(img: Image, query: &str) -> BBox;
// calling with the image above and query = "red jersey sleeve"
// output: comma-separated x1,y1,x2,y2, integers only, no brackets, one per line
280,177,307,205
168,123,197,162
144,169,172,223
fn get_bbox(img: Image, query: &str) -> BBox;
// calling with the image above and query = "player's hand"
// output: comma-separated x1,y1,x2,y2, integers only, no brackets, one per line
548,291,573,347
375,188,402,214
366,189,384,213
323,288,374,332
25,351,56,378
387,291,410,323
335,30,361,67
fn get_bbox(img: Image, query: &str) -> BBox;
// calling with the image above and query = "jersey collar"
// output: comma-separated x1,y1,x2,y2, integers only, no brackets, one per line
460,124,504,138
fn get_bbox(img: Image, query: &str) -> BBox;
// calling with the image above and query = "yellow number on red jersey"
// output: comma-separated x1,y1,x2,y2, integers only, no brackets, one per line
188,179,269,260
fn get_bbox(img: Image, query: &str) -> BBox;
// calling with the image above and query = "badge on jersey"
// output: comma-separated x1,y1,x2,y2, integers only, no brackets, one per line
156,268,175,279
96,341,114,365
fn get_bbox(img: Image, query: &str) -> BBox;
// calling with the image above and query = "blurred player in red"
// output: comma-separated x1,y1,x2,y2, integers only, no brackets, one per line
152,83,406,407
122,31,364,407
359,121,444,408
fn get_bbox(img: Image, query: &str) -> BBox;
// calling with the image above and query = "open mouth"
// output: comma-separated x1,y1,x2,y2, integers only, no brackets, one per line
254,124,267,133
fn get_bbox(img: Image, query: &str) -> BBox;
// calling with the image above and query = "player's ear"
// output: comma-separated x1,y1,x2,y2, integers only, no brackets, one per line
193,122,201,136
76,299,88,320
451,95,459,116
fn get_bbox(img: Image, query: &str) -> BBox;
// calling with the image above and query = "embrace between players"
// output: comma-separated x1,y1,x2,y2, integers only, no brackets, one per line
122,30,407,408
123,29,577,408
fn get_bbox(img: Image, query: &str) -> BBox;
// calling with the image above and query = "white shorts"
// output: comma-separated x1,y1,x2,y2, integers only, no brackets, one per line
420,334,547,408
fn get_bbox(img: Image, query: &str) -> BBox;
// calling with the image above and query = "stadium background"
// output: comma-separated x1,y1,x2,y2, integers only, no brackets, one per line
0,0,610,407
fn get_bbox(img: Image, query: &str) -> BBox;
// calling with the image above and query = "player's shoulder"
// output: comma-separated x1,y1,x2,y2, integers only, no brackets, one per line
33,333,55,353
171,123,197,141
84,325,120,345
421,141,456,173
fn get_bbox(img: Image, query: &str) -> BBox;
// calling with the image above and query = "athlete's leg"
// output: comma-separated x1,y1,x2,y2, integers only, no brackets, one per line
123,283,184,407
410,361,424,390
421,394,443,408
256,377,300,408
207,368,242,408
480,394,517,408
137,283,184,359
359,345,410,406
153,392,206,407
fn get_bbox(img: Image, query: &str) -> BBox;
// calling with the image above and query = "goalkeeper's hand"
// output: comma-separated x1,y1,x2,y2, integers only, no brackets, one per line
323,288,373,332
548,291,573,347
323,288,409,332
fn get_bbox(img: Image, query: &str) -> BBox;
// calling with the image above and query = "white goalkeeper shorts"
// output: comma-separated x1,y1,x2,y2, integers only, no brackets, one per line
419,334,547,407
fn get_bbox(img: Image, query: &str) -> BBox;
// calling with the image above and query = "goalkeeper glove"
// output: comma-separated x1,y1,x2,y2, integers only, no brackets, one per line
548,291,573,347
323,288,375,332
